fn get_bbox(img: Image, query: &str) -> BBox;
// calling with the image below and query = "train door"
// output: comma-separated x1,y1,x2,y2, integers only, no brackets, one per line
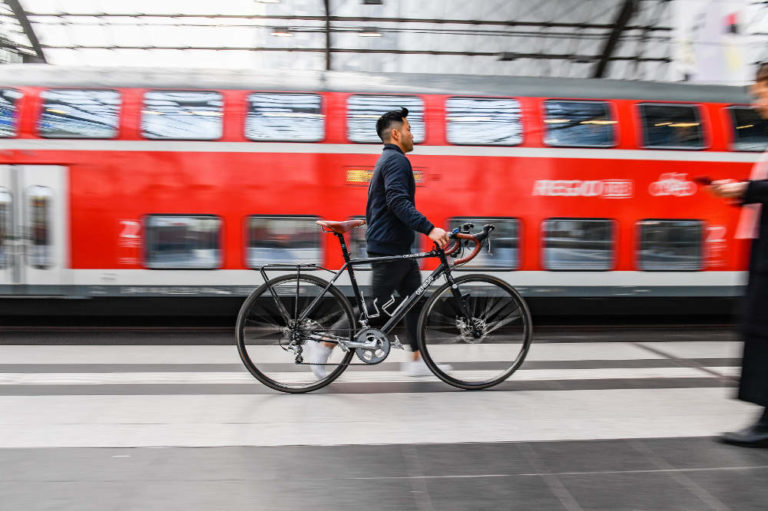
0,165,69,295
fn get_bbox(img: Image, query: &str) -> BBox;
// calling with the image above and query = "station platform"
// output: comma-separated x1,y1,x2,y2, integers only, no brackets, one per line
1,326,765,510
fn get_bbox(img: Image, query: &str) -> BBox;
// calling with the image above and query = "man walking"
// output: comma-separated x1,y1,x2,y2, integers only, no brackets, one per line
365,107,450,376
305,107,450,378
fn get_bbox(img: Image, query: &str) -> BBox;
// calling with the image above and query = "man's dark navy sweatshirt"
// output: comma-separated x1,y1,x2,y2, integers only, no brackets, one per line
365,144,434,255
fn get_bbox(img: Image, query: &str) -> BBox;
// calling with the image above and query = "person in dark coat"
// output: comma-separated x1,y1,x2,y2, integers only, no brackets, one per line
708,62,768,447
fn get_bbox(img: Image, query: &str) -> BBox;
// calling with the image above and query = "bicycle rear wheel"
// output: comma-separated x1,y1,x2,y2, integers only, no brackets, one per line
236,273,355,393
418,274,532,390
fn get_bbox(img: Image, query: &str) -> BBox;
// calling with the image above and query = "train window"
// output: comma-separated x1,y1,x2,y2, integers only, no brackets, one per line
729,106,768,152
347,215,421,269
448,218,520,269
246,216,321,268
0,89,22,137
144,215,222,269
0,188,10,268
142,91,223,140
347,95,425,143
544,100,616,147
245,93,324,142
26,186,53,269
639,103,705,149
543,218,615,271
637,219,703,271
446,97,522,146
38,89,120,139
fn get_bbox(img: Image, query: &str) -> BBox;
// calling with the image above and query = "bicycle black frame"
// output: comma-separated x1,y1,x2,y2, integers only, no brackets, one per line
258,232,472,342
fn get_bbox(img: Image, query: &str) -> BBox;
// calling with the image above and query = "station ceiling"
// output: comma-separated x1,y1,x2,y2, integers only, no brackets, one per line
0,0,675,80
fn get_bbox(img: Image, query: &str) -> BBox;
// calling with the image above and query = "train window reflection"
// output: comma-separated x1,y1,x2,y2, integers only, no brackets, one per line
729,106,768,152
0,89,22,137
449,218,519,270
247,216,321,268
638,219,703,271
144,215,221,269
639,103,705,149
246,93,324,142
142,91,223,140
26,185,52,269
0,188,10,268
544,100,615,147
38,89,120,139
348,215,421,269
543,218,615,271
347,95,425,143
446,98,522,145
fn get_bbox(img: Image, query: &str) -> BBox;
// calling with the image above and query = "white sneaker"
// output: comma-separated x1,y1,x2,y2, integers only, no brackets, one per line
401,358,453,377
303,342,332,379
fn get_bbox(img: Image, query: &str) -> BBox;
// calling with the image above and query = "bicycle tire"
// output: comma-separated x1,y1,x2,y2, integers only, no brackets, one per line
236,273,355,393
417,274,533,390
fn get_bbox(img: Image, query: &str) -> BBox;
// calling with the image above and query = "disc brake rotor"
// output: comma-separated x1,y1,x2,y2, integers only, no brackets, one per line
456,317,487,344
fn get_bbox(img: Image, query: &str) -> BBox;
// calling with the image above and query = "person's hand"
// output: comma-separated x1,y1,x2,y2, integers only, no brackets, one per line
709,179,748,199
428,227,450,248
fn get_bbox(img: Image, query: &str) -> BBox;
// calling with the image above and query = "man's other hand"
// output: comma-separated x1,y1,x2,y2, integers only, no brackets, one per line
709,179,748,199
428,227,450,248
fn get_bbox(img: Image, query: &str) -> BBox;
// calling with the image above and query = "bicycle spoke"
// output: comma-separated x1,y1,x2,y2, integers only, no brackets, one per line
419,275,532,389
483,311,523,335
237,274,355,393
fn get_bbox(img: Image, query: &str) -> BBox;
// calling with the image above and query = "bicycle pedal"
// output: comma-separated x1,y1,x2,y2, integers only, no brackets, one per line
392,335,405,350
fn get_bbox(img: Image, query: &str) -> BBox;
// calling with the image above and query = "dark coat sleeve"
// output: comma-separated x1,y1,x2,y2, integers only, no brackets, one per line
743,180,768,205
381,158,434,235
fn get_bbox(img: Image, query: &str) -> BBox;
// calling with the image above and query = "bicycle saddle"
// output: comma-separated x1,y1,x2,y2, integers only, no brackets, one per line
316,219,366,234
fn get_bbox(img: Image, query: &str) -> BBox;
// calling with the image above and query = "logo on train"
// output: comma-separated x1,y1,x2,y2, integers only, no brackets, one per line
532,179,633,198
648,173,697,197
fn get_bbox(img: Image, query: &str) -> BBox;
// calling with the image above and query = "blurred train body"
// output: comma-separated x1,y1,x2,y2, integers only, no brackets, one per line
0,65,762,318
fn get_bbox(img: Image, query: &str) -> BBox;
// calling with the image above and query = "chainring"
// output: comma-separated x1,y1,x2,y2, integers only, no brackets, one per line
354,328,391,364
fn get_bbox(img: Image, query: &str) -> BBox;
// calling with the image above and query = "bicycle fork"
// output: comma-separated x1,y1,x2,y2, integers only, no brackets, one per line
438,252,484,339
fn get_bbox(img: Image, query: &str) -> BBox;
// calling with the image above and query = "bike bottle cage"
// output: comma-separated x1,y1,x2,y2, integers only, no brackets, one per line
367,294,399,319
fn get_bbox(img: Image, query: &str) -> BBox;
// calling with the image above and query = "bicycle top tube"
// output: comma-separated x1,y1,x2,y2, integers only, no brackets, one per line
315,219,495,268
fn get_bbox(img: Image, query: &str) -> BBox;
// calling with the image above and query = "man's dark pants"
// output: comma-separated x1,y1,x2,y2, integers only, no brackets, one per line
368,253,422,352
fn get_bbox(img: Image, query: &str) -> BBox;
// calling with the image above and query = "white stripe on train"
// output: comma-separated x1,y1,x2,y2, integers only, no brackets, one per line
67,269,745,287
0,139,761,163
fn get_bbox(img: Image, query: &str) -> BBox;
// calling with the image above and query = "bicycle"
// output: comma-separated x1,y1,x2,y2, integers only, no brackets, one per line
236,220,533,393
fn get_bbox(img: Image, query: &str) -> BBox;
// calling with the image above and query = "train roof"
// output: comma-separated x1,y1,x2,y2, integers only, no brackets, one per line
0,64,752,104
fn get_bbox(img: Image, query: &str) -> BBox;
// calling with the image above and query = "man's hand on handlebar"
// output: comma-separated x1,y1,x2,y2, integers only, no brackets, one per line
428,227,450,248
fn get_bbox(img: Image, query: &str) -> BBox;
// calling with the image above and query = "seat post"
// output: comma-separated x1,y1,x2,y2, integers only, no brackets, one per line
336,231,366,314
336,233,351,263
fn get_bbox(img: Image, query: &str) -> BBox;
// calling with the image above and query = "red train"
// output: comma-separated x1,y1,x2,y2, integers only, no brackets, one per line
0,65,762,316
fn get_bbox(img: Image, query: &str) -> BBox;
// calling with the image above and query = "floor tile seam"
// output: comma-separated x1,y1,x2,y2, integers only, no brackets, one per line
516,465,768,477
6,467,767,484
400,445,435,511
632,342,737,382
629,439,732,511
0,437,747,450
516,443,584,511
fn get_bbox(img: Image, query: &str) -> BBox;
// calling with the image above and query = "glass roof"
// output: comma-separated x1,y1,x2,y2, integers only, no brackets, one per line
0,0,680,79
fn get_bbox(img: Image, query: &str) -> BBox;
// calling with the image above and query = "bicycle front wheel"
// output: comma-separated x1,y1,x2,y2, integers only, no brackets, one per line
418,274,532,390
236,273,355,393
